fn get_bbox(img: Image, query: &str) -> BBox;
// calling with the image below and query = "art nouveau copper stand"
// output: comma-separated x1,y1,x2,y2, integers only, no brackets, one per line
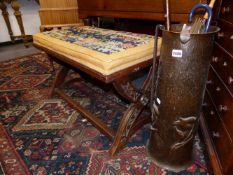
147,24,220,171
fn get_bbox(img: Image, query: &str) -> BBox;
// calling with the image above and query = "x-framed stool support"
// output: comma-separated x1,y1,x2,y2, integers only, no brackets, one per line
45,53,153,156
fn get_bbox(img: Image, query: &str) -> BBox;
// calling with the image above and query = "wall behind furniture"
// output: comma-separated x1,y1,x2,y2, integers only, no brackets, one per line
0,0,40,43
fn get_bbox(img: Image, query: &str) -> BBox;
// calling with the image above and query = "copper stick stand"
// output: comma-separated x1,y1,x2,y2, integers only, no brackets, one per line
147,24,219,172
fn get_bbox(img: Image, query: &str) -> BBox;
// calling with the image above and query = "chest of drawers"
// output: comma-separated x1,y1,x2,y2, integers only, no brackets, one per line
201,0,233,174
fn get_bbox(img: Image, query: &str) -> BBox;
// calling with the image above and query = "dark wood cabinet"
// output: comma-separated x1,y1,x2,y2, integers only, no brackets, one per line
78,0,207,22
201,0,233,174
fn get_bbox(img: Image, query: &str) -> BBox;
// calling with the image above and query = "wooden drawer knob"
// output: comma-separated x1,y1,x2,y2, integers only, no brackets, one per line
213,131,220,138
202,102,208,106
216,87,221,91
212,56,218,62
228,76,233,84
210,110,215,115
218,32,224,38
223,61,228,66
222,6,231,14
219,105,228,112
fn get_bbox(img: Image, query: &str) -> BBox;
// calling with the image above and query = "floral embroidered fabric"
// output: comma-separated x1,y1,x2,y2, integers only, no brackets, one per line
33,26,159,75
43,26,153,55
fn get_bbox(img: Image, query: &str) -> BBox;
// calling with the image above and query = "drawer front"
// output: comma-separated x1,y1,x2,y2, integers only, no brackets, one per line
202,91,233,172
206,68,233,138
212,43,233,95
79,0,204,13
216,19,233,56
219,0,233,24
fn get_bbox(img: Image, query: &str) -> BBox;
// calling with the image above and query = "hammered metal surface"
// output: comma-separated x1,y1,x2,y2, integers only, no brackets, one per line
148,24,220,171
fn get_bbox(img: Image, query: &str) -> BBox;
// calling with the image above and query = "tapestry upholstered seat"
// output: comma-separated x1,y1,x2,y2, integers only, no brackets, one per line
33,26,161,76
33,25,161,156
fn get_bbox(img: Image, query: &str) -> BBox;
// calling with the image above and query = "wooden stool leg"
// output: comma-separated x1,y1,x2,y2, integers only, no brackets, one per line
113,77,140,103
49,66,69,97
109,68,153,155
46,54,56,72
48,57,55,72
109,97,147,156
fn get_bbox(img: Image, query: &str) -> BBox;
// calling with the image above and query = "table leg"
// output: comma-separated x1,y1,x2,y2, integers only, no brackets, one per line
0,1,15,42
109,68,153,155
49,66,69,97
109,97,150,155
48,56,55,72
113,77,141,103
11,0,28,47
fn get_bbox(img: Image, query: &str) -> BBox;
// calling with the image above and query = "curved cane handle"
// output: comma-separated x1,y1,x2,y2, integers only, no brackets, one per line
189,4,213,32
204,0,216,19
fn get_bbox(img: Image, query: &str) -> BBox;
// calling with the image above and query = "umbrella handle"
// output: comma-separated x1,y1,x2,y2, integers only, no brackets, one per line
189,4,213,32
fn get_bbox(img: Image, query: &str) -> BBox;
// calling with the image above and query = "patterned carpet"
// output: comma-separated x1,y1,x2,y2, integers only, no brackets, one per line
0,53,208,175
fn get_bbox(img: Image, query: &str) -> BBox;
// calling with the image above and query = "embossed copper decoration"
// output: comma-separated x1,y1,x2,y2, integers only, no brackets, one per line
147,24,220,172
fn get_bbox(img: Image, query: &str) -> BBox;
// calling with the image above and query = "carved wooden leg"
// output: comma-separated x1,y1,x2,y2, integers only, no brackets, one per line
11,0,28,47
113,77,140,103
40,26,45,32
109,96,149,156
48,56,55,72
49,66,69,98
0,1,14,42
109,69,153,155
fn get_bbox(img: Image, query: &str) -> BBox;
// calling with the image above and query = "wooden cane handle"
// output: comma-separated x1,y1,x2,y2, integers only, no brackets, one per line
204,0,216,19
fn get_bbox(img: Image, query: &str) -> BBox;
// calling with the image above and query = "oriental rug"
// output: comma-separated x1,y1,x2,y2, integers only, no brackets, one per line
0,53,208,175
